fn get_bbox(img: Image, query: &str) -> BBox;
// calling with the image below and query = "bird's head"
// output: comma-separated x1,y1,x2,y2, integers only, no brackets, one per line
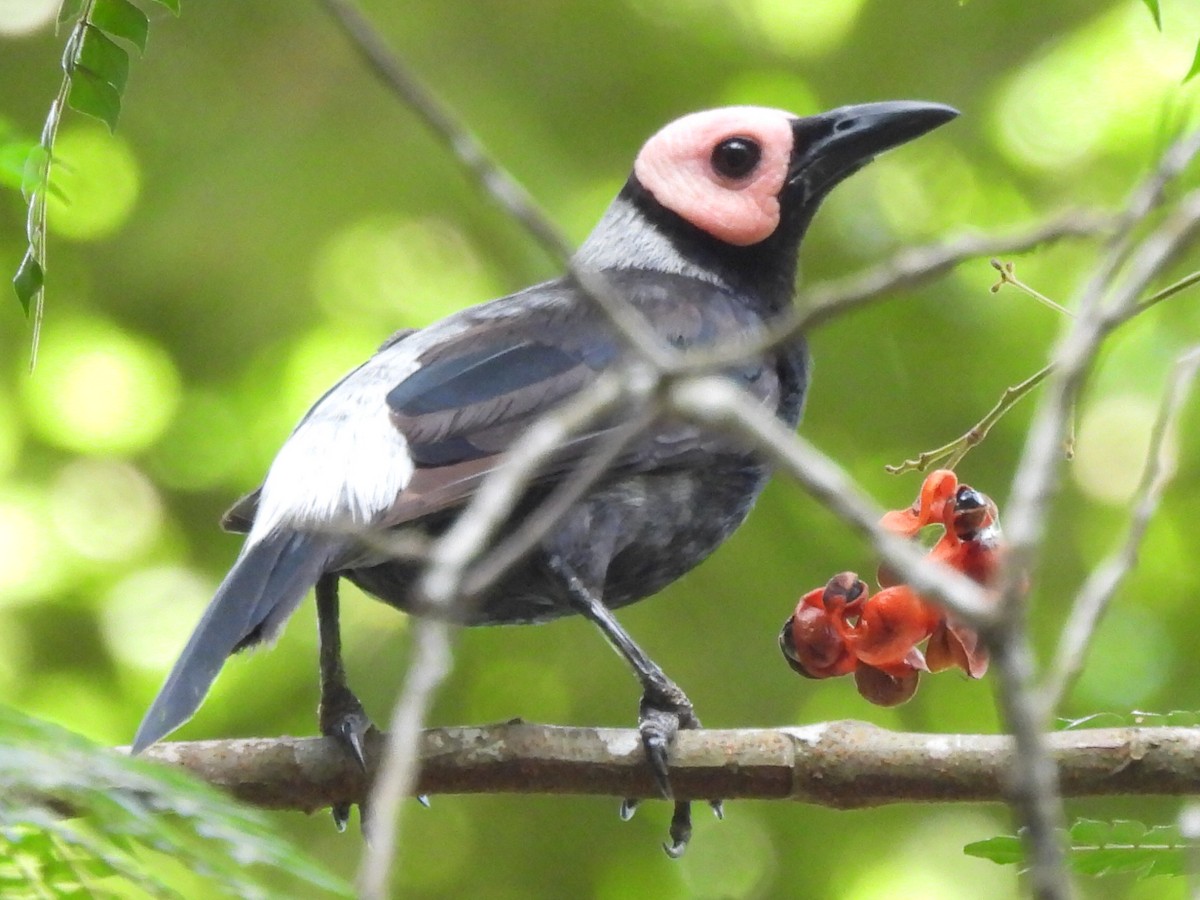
584,101,959,305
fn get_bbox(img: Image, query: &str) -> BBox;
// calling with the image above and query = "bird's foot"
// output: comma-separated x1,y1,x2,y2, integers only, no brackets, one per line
618,681,720,857
320,687,375,832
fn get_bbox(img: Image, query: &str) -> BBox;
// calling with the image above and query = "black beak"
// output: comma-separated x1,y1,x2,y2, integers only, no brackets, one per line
789,100,959,197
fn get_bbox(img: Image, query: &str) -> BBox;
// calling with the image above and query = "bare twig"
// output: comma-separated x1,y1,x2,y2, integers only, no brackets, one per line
319,0,679,372
987,633,1072,900
1041,344,1200,710
357,374,633,898
462,405,659,595
131,722,1200,809
886,365,1053,474
990,259,1075,318
994,137,1200,900
318,0,571,261
675,211,1112,373
358,617,451,900
667,376,995,626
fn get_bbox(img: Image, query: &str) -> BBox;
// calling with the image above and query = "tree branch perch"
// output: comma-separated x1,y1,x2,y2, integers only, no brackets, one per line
131,722,1200,812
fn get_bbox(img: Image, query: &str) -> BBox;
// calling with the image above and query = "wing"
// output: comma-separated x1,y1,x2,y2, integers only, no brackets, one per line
379,269,783,525
224,270,786,535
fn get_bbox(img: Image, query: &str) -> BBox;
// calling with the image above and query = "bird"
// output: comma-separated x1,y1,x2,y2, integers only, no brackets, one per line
132,100,958,852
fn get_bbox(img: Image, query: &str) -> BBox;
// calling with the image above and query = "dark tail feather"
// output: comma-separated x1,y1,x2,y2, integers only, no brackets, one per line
132,531,336,753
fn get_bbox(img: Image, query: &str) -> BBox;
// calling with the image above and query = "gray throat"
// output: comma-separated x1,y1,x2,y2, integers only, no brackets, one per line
573,195,725,286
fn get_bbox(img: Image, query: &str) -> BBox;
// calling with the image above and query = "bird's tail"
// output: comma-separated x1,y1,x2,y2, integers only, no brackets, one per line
132,530,337,753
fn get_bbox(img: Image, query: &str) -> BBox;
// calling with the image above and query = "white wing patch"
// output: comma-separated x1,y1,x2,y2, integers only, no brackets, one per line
246,319,466,545
248,404,414,544
241,286,581,548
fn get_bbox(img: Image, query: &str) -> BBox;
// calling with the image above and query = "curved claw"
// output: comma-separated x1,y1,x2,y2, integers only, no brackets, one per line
639,708,679,800
417,795,431,808
710,800,724,820
619,798,639,821
331,801,351,833
661,801,692,858
331,716,370,770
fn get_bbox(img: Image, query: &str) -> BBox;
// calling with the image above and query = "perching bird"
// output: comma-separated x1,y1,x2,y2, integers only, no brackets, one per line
133,100,957,851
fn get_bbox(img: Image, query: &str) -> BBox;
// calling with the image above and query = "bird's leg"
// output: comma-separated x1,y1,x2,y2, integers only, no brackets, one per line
547,555,713,857
316,573,374,831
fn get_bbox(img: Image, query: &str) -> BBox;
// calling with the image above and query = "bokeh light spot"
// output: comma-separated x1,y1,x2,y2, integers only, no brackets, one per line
47,127,141,240
1071,394,1162,506
313,215,497,330
281,325,382,421
51,459,163,562
836,811,1019,900
744,0,866,57
1072,607,1172,708
717,71,820,115
678,809,776,898
991,4,1197,173
102,566,215,671
21,317,181,456
0,486,62,603
150,389,250,491
0,389,22,477
0,0,57,35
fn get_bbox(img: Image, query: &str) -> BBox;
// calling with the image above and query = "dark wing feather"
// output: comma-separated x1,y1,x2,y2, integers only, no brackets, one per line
222,272,786,535
381,270,782,525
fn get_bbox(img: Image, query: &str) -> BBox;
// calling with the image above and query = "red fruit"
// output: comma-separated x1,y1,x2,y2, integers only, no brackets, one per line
925,619,989,677
833,584,939,670
854,662,921,706
879,468,959,537
779,586,856,679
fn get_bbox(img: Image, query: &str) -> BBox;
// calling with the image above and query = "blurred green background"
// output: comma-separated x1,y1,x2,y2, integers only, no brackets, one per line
2,0,1200,897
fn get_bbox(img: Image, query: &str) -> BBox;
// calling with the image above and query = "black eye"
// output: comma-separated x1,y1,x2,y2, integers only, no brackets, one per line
710,136,761,179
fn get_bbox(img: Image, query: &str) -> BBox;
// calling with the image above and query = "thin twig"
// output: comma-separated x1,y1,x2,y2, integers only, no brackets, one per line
673,211,1112,373
990,259,1075,318
995,134,1200,900
317,0,571,261
1041,344,1200,711
667,376,995,626
886,365,1053,474
462,405,659,595
356,373,632,898
319,0,679,371
987,635,1072,900
358,618,452,900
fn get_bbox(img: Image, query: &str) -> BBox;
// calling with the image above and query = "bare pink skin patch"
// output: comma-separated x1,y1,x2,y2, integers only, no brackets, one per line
634,107,795,247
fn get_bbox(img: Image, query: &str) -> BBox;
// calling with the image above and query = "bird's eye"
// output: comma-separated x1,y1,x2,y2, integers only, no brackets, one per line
710,136,762,179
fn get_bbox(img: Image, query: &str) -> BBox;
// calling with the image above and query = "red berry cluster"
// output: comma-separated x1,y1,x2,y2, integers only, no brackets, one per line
779,470,1002,706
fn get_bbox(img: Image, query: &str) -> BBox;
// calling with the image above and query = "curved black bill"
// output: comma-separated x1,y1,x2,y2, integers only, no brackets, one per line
789,100,960,193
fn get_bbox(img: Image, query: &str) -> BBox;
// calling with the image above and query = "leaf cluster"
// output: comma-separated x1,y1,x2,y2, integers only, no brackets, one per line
0,706,350,899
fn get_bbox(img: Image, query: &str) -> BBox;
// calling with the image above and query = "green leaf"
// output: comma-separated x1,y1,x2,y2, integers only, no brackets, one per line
146,0,182,14
1141,0,1162,30
13,251,43,315
967,819,1190,880
0,141,37,192
91,0,149,53
57,0,84,27
67,66,123,130
1185,36,1200,83
0,706,353,899
76,24,130,93
964,834,1024,865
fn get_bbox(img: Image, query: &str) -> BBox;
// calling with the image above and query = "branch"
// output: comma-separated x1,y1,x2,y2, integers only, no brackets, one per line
675,210,1112,372
1041,344,1200,710
131,722,1200,809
